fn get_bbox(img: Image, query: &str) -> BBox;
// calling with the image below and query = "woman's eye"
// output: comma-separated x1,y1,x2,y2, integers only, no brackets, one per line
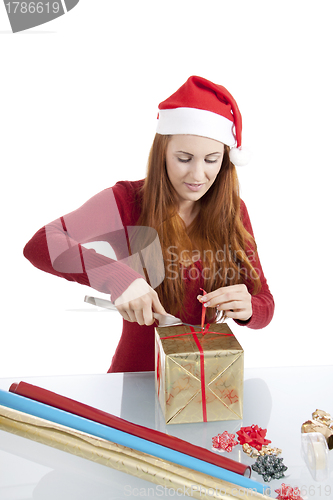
176,157,219,164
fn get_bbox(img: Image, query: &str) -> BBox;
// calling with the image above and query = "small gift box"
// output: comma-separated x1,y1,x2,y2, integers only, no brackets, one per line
155,323,244,425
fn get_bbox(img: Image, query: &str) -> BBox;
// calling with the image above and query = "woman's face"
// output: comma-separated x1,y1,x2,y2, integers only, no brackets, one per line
165,135,224,207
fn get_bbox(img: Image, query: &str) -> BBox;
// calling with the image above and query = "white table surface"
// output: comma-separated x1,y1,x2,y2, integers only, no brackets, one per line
0,366,332,499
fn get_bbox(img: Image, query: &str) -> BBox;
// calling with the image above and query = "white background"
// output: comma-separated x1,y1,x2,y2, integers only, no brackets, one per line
1,1,332,378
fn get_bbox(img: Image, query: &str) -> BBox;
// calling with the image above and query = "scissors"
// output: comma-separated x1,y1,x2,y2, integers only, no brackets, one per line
84,295,198,328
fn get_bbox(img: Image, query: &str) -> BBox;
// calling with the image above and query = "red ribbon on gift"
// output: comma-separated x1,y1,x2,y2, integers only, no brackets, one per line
160,290,233,422
156,351,161,397
200,288,207,330
191,325,208,421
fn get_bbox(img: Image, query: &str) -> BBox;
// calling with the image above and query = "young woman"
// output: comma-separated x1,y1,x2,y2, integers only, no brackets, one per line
24,76,274,373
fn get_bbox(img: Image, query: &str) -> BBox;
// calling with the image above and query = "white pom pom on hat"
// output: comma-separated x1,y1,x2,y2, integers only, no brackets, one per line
156,76,250,166
229,146,252,167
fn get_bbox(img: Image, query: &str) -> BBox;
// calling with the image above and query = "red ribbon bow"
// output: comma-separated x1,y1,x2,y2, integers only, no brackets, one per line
275,484,303,500
236,424,271,450
212,430,239,452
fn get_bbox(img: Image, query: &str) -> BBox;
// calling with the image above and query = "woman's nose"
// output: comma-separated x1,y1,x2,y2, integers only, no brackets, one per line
190,160,206,181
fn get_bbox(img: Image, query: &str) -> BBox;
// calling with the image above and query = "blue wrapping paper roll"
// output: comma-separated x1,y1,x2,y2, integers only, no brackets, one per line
0,389,265,494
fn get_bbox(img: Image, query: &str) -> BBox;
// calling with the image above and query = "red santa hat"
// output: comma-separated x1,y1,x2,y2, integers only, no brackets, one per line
156,76,250,166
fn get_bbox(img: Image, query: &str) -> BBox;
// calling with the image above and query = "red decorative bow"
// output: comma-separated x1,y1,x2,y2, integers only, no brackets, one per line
236,424,271,451
212,430,238,452
275,483,303,500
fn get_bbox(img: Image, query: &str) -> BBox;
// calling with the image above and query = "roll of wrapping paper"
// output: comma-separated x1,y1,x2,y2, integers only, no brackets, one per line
9,381,249,477
0,389,265,494
0,405,272,500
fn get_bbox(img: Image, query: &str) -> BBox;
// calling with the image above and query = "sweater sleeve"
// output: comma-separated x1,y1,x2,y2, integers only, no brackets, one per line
233,200,275,329
23,182,149,302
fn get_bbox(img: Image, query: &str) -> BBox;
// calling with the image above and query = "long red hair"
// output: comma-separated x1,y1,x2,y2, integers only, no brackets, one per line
137,133,261,318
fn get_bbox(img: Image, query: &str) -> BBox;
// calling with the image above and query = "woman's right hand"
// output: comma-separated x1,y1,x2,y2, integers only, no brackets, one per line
113,278,167,326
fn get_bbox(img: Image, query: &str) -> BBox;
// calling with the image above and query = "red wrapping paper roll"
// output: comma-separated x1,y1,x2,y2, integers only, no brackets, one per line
9,381,250,477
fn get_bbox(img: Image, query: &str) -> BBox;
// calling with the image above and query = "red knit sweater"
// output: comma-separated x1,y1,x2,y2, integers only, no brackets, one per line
24,179,274,372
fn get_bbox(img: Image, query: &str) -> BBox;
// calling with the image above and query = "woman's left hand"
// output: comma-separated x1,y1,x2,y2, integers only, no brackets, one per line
197,284,252,322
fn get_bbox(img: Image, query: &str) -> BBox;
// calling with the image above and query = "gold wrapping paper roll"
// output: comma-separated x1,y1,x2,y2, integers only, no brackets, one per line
0,405,271,500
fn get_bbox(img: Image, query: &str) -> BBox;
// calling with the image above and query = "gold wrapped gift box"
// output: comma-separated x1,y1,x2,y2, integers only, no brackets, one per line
155,323,244,425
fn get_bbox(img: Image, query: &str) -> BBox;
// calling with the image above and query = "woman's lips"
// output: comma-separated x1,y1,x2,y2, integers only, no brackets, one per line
184,183,204,192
